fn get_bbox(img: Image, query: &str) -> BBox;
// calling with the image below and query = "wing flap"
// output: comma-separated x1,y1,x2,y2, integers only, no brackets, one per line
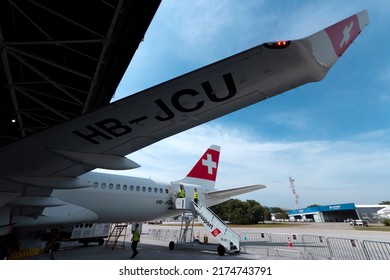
3,176,92,189
12,203,98,227
50,149,140,170
10,196,67,207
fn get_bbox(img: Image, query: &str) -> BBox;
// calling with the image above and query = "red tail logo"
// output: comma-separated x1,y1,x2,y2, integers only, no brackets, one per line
186,146,220,181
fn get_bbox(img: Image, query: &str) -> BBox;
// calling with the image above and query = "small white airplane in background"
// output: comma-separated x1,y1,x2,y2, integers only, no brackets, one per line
376,206,390,220
0,10,369,258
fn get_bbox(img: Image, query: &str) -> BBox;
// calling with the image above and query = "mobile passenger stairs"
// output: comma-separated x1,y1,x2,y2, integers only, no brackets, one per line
168,198,240,256
105,223,128,249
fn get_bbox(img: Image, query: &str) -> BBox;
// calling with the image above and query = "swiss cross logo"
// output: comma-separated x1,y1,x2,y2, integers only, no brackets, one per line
211,228,221,237
325,14,360,57
186,147,220,181
339,21,354,49
202,153,217,175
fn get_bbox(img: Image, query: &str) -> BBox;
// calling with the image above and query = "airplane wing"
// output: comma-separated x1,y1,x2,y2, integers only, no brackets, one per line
0,11,369,213
206,185,267,201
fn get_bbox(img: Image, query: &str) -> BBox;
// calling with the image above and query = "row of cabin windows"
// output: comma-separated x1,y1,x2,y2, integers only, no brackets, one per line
93,182,169,194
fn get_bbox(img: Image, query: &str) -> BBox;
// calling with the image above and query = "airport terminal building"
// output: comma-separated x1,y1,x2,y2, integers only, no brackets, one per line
287,203,386,223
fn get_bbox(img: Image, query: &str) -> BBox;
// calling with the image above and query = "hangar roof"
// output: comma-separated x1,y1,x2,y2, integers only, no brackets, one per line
288,203,356,214
0,0,161,148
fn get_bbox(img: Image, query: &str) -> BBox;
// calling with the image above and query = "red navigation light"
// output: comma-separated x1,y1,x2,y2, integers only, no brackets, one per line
263,40,291,49
278,41,287,46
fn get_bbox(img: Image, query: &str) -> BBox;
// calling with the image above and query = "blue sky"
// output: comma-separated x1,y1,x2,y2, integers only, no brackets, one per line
110,0,390,209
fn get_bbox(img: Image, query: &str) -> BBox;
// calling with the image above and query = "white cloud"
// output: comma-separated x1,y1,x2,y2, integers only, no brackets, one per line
165,0,235,46
265,111,312,131
101,123,390,208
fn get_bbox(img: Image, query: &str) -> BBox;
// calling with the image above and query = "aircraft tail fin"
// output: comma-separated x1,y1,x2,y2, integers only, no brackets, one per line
175,145,220,190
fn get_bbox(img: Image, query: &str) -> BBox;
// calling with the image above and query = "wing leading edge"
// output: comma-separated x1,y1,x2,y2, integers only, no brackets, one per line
204,184,266,207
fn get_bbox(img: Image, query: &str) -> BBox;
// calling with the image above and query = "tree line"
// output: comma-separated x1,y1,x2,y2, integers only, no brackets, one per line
210,199,288,225
209,200,390,225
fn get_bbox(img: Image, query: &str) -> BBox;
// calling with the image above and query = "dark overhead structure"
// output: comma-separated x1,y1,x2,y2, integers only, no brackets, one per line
0,0,161,148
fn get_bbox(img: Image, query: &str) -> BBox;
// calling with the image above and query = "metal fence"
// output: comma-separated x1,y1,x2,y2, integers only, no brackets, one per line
145,228,390,260
301,234,331,259
362,240,390,260
147,228,220,243
240,232,271,247
239,232,390,260
148,229,180,242
326,237,367,260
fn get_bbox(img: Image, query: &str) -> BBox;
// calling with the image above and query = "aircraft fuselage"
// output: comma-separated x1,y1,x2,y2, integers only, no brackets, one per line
51,172,199,223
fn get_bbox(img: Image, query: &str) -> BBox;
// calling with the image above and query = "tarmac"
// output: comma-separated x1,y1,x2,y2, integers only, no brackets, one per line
36,222,389,260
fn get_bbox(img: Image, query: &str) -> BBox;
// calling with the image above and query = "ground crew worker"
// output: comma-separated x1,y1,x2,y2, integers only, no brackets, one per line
130,224,141,258
193,188,199,205
177,184,185,198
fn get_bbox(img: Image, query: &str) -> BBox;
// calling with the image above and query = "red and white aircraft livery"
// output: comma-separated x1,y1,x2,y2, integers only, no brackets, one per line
0,11,369,258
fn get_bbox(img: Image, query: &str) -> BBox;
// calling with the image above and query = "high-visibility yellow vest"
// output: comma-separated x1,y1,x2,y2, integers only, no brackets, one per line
194,192,199,199
177,189,185,198
132,228,141,242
